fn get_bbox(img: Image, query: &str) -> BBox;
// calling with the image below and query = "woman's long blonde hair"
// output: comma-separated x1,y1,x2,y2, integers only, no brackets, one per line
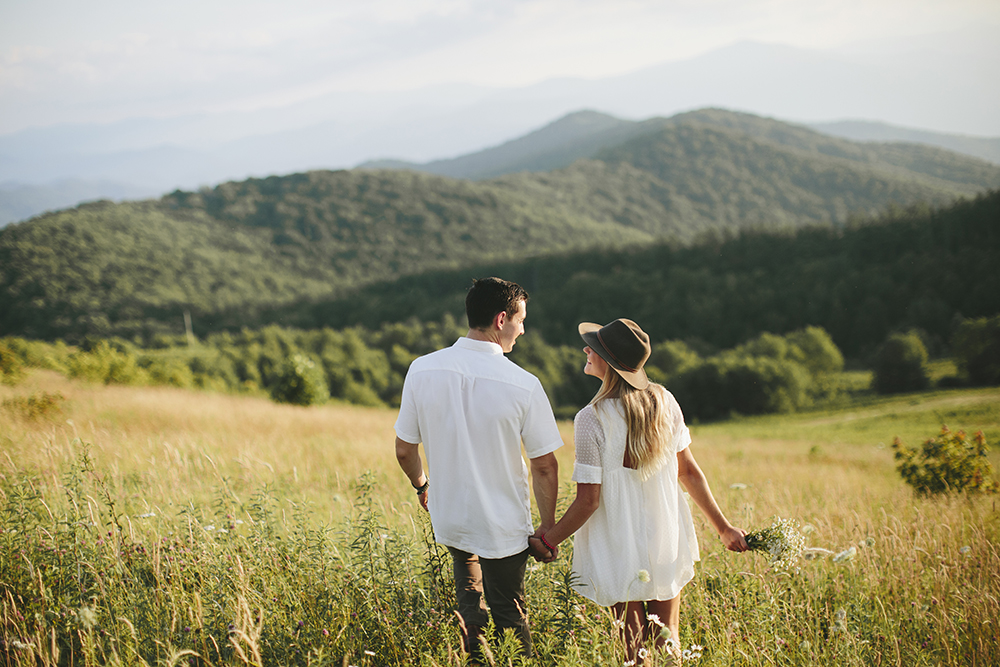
592,370,673,478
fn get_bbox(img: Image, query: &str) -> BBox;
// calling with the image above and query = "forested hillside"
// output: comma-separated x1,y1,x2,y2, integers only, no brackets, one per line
1,110,998,345
274,190,1000,358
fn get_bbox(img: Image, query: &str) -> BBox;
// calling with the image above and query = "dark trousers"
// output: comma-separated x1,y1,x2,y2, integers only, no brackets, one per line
448,546,532,657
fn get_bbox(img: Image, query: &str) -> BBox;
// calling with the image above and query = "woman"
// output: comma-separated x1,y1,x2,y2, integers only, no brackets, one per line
531,318,747,664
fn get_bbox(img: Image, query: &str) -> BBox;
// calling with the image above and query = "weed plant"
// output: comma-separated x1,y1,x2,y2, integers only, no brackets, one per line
1,374,999,665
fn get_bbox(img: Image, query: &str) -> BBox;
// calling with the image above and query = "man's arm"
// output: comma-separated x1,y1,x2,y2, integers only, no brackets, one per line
529,452,559,533
395,436,429,511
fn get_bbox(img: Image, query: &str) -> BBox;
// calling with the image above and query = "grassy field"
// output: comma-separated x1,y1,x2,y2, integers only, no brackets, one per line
2,370,998,665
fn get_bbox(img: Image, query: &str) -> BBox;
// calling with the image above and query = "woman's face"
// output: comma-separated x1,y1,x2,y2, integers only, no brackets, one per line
583,346,610,379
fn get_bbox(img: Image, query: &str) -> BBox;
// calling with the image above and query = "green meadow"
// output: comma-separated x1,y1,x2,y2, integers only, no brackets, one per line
2,370,998,666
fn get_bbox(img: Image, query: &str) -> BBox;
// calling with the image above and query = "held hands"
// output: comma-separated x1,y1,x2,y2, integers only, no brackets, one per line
528,529,558,563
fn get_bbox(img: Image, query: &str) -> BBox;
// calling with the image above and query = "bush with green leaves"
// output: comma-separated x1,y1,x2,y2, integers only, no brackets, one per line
271,353,330,406
892,426,999,495
953,315,1000,386
0,340,25,384
66,340,148,385
872,331,929,394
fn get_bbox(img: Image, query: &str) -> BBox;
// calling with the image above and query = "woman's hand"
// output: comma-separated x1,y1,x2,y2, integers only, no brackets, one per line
720,525,749,552
528,535,558,563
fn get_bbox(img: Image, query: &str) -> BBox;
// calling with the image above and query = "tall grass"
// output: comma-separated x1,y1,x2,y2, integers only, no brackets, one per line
2,372,998,665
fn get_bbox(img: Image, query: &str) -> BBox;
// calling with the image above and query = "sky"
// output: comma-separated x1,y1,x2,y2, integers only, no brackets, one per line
1,0,999,136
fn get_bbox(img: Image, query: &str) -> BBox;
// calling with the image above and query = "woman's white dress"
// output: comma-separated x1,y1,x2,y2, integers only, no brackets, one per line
570,385,700,606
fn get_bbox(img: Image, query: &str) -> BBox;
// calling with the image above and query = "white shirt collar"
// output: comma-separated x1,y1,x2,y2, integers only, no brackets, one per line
454,336,504,355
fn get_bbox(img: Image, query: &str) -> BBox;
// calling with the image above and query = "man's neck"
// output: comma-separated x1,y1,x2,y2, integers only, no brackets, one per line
466,328,501,347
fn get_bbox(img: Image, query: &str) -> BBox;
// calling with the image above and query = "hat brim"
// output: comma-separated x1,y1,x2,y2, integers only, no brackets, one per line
579,322,649,390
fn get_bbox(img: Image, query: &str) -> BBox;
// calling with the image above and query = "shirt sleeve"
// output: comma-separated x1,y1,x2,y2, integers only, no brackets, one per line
394,368,422,444
521,380,564,459
572,405,604,484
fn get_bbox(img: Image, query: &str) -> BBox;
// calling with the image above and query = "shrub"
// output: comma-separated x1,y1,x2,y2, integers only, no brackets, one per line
0,341,25,385
872,331,929,394
669,355,810,421
1,392,66,420
953,315,1000,386
66,341,148,385
892,426,999,495
646,340,702,383
271,353,329,406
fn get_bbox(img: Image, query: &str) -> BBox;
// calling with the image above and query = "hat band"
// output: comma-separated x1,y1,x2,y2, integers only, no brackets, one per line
597,330,639,373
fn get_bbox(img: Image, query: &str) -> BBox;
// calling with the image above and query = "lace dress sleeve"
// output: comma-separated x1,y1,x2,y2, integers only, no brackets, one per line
665,389,692,453
572,405,604,484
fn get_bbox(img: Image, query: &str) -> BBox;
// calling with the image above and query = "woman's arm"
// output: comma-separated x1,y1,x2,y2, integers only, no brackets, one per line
540,483,601,549
677,447,748,552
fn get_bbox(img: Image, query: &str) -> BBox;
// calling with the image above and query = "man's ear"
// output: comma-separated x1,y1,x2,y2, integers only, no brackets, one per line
494,310,508,330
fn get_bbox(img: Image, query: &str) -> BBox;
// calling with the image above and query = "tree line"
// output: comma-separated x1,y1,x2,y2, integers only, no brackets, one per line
5,313,998,422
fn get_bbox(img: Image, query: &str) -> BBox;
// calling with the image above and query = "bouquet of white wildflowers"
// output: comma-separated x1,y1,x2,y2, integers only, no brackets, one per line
745,517,806,573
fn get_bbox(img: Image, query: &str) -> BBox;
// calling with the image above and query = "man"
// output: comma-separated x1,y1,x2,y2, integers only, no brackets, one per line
394,276,563,659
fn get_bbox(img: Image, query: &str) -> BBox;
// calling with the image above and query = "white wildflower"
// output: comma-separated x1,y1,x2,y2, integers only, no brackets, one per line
78,606,98,629
135,512,156,519
647,613,664,628
364,649,376,656
959,546,971,555
729,483,748,490
803,547,834,561
832,546,857,563
832,607,848,633
204,525,216,531
12,640,34,650
613,618,626,630
638,648,649,660
637,569,651,583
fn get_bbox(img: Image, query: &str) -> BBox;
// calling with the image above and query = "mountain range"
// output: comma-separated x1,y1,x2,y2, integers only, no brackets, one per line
1,37,998,227
2,108,998,345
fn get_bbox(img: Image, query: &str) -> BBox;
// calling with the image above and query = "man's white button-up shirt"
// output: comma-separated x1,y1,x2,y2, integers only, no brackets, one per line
395,337,564,558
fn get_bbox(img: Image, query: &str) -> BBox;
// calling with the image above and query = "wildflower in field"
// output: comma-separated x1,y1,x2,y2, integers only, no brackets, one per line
959,546,972,555
745,518,806,573
11,640,33,650
683,643,704,661
204,525,216,531
859,537,875,548
77,606,98,629
730,483,748,490
637,569,651,582
136,512,156,519
832,546,856,563
638,647,649,661
802,547,833,561
648,613,664,628
832,608,848,633
364,650,376,656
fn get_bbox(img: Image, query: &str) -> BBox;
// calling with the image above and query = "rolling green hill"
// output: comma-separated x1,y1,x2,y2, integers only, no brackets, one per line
1,109,998,344
264,190,1000,358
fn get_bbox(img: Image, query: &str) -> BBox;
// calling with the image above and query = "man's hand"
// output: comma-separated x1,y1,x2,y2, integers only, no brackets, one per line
417,487,429,511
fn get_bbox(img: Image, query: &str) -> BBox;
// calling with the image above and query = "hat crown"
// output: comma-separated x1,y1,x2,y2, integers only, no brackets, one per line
597,318,651,372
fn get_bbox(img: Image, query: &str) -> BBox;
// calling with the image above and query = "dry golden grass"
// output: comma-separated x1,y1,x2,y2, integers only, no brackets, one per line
3,371,998,665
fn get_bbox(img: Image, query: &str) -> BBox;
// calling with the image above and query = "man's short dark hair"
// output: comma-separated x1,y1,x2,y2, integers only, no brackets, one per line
466,277,529,330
